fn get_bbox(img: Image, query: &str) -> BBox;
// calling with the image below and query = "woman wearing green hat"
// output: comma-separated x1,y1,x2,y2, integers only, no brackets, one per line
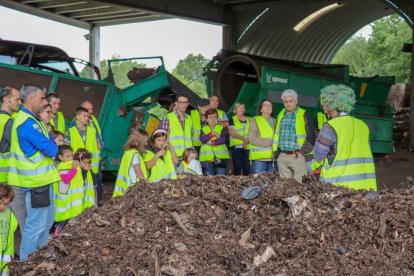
312,84,377,191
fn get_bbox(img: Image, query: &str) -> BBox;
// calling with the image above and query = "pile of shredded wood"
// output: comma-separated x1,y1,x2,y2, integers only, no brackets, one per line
10,174,414,275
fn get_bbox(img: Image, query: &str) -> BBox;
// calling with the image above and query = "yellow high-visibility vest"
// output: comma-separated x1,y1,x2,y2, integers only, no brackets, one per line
317,112,328,130
230,116,250,147
272,107,307,152
0,112,12,183
0,208,18,275
50,111,66,133
249,116,275,161
320,116,377,191
8,110,60,188
190,110,202,147
143,149,177,183
167,112,192,158
113,149,148,197
199,124,230,162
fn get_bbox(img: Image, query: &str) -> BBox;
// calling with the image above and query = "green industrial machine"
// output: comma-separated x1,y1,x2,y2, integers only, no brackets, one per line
208,50,394,154
0,39,201,171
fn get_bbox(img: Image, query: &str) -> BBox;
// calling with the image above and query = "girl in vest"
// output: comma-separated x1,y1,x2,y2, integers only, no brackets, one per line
177,148,202,175
51,130,65,146
113,128,149,197
228,102,251,176
199,108,230,175
39,104,54,133
144,129,179,183
0,184,18,275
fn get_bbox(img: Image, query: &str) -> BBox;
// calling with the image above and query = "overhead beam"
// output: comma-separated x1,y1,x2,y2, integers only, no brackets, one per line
0,0,90,28
84,12,147,22
70,8,132,19
95,14,170,27
37,0,87,10
98,0,231,25
55,4,111,14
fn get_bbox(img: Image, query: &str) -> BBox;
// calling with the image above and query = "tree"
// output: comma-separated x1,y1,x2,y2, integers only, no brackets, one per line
333,15,411,83
172,53,210,98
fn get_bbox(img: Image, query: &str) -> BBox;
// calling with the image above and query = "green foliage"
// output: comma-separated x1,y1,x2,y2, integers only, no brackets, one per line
333,15,411,83
172,53,210,98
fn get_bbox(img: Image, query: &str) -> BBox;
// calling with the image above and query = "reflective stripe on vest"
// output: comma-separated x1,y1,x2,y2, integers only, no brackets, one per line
249,116,275,160
8,110,60,188
230,116,250,147
50,111,66,134
199,124,230,162
83,172,95,209
320,116,377,191
190,110,202,146
113,149,148,197
0,113,12,183
0,209,18,274
272,107,307,152
144,149,177,183
167,112,192,157
68,126,101,174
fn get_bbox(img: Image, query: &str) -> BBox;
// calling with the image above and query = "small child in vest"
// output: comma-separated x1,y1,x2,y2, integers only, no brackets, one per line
144,128,179,183
113,128,149,197
73,149,95,210
51,130,65,146
0,184,18,275
177,148,202,175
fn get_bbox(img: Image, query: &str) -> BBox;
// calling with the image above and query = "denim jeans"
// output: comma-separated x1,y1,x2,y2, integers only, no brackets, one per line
20,184,55,261
203,162,227,176
252,160,275,174
231,147,250,176
94,161,103,203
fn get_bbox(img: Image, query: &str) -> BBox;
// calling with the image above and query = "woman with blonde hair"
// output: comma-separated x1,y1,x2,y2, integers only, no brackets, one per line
228,102,250,175
113,128,149,197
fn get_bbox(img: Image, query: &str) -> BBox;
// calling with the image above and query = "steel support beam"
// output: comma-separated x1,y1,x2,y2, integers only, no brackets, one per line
0,0,90,29
89,25,100,79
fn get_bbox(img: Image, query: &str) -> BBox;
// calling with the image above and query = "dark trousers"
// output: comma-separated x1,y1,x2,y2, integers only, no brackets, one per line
231,147,250,176
93,162,103,203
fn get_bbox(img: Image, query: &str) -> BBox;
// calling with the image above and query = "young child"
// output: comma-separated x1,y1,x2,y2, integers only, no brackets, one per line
0,184,18,275
51,130,65,146
144,128,179,183
113,129,149,197
177,148,202,175
73,149,95,210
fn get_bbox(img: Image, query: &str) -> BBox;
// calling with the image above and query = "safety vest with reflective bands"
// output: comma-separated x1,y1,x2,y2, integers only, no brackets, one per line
113,149,148,197
0,112,12,183
190,110,202,147
90,115,102,137
272,107,307,152
8,110,60,188
230,116,250,147
199,124,230,162
217,109,226,121
320,116,377,191
83,169,95,210
317,112,328,130
50,111,66,134
143,149,177,183
68,126,101,174
249,116,275,161
54,161,88,222
167,112,192,158
0,208,17,276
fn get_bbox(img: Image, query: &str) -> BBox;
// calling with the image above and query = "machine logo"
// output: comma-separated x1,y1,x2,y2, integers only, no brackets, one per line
266,73,288,84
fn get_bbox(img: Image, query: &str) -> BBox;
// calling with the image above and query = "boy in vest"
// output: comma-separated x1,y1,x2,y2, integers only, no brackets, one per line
46,93,66,134
209,95,229,127
0,184,18,274
66,107,101,199
190,98,210,153
273,89,316,182
313,84,377,191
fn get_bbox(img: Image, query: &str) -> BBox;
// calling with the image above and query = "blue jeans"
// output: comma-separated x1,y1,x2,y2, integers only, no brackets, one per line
203,162,227,176
231,148,250,176
20,184,55,261
252,160,275,174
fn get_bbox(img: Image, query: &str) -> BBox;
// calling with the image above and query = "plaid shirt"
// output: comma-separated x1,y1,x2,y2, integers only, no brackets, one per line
158,110,187,131
278,109,299,151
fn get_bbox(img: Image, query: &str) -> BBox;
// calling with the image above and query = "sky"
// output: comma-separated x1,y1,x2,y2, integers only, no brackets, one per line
0,6,372,71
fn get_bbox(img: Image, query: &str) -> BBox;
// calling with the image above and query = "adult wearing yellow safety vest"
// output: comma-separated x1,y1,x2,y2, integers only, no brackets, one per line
46,93,66,134
248,99,276,174
158,94,192,159
0,87,21,184
313,84,377,191
113,129,149,197
8,84,60,261
191,98,210,153
200,109,230,175
228,102,250,176
273,89,316,182
209,95,229,127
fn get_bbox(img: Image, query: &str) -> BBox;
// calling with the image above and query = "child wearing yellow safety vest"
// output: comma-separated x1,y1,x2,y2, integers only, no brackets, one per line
177,148,203,175
199,109,230,175
0,184,18,275
144,129,179,183
113,129,149,197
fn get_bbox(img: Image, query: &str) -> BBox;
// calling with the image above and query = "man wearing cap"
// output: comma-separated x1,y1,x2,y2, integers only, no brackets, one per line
313,84,377,191
191,98,210,153
272,89,316,182
158,93,192,159
46,93,66,134
209,95,229,127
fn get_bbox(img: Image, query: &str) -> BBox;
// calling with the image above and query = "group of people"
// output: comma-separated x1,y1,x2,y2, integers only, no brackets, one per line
0,84,104,273
0,82,377,273
113,84,377,198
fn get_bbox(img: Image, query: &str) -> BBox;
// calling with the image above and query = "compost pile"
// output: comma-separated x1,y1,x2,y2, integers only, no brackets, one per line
11,174,414,275
394,107,411,150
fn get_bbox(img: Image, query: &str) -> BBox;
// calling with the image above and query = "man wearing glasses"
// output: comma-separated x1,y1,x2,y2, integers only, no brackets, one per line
158,93,192,159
